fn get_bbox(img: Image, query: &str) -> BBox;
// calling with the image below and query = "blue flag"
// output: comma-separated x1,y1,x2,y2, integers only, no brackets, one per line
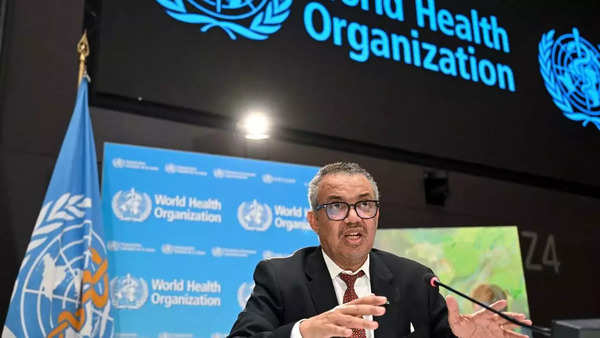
3,78,114,338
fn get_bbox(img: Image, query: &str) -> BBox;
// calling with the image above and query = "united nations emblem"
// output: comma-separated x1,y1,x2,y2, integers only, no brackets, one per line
211,246,224,257
262,174,274,184
112,157,125,168
110,274,149,310
211,333,228,338
162,244,174,254
9,193,114,337
538,27,600,130
237,281,255,309
165,163,176,174
107,240,118,251
154,0,292,40
112,188,152,222
237,199,272,231
213,168,225,178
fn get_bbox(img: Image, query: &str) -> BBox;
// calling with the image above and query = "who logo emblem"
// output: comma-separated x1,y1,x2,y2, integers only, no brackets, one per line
237,281,255,309
112,188,152,222
237,199,272,231
7,194,113,337
110,274,149,310
155,0,292,40
538,27,600,130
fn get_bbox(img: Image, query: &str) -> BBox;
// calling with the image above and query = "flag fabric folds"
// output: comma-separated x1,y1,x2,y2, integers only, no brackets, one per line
3,78,114,338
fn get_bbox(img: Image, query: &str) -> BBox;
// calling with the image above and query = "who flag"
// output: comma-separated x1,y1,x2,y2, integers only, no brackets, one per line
3,78,114,337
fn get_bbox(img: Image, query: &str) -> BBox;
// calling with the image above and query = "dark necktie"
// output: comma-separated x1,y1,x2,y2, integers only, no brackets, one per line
339,271,367,338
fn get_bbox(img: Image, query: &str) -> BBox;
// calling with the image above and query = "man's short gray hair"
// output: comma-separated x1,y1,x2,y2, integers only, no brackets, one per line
308,162,379,210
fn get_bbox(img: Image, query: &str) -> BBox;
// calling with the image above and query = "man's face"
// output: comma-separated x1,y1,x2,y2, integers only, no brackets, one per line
307,173,379,271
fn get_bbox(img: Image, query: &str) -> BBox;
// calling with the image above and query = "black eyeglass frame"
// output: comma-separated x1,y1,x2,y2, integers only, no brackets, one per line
314,200,381,221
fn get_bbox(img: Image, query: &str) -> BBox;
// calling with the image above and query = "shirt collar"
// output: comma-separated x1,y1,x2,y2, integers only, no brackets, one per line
321,248,370,281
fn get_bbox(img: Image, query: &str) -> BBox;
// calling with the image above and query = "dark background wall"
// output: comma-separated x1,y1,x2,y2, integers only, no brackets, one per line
0,0,598,334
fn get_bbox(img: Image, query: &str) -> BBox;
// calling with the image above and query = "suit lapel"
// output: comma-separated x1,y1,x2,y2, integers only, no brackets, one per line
305,248,338,315
370,251,397,337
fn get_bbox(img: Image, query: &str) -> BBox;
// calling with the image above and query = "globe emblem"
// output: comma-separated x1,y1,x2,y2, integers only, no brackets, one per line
539,27,600,130
237,200,272,231
551,28,600,116
262,250,288,259
112,188,152,222
212,246,224,257
213,168,225,178
263,250,274,259
187,0,268,20
156,0,293,40
110,274,149,309
262,174,274,184
237,281,255,309
162,244,174,254
112,158,125,168
18,221,113,337
107,240,119,251
211,333,228,338
165,163,176,174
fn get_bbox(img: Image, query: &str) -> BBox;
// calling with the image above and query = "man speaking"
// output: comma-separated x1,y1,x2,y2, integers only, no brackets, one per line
228,162,530,338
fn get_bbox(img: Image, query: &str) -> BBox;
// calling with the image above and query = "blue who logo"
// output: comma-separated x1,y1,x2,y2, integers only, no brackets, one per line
155,0,292,40
538,28,600,130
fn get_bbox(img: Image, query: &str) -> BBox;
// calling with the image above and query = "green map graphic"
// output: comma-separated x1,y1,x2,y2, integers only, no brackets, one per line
375,226,530,334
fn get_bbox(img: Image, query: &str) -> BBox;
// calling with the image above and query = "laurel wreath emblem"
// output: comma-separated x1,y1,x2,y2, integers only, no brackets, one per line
8,194,91,303
21,194,91,271
155,0,292,40
538,30,600,129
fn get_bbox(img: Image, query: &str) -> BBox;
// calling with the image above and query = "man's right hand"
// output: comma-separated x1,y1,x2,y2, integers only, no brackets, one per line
298,295,387,338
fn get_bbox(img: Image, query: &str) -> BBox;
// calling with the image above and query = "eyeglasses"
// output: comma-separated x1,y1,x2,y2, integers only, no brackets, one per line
315,200,380,221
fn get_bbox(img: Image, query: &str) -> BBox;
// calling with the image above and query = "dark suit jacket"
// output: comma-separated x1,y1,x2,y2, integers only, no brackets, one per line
228,246,455,338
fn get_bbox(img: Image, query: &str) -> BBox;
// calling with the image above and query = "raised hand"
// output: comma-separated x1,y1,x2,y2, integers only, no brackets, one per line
446,295,532,338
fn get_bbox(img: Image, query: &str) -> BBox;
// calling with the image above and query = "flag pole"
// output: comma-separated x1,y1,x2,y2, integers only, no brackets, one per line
3,28,113,338
77,30,89,85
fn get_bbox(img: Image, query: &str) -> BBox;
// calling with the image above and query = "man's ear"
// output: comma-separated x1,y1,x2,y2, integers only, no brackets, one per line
307,210,319,233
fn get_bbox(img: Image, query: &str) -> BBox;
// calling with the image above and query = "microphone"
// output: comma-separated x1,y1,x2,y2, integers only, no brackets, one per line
424,273,552,337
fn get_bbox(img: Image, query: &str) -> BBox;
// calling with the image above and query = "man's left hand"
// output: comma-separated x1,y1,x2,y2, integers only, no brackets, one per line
446,295,532,338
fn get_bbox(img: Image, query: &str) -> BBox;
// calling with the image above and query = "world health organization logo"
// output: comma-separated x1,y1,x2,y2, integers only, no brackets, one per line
211,333,228,338
110,274,149,309
262,174,274,184
165,163,177,174
237,199,272,231
12,194,113,337
213,168,225,178
237,281,255,309
539,27,600,130
112,157,125,168
112,188,152,222
155,0,292,40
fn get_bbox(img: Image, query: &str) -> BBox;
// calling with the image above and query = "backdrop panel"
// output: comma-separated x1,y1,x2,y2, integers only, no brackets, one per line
101,143,319,337
375,226,531,334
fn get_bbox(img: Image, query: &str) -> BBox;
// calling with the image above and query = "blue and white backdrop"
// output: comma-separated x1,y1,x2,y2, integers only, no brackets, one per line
101,143,319,337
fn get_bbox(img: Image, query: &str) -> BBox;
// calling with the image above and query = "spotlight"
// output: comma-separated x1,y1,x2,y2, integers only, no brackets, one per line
240,113,270,140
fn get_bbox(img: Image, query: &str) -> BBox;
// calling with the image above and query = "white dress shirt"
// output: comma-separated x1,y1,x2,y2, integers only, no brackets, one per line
290,250,374,338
